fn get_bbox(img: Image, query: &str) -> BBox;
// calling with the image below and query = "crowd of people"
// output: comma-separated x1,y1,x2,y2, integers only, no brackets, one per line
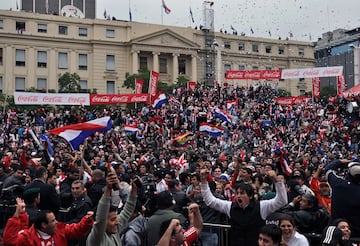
0,83,360,245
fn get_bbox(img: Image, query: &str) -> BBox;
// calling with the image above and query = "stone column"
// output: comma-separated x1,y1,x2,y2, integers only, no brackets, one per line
4,45,13,94
172,53,179,83
191,54,197,83
132,50,139,74
152,52,159,73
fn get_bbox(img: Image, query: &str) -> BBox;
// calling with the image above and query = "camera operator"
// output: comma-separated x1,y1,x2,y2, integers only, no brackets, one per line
325,158,360,238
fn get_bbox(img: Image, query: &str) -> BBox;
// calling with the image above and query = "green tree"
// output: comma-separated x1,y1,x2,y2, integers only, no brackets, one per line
58,72,81,93
320,86,337,98
277,88,291,97
174,76,189,89
123,68,151,92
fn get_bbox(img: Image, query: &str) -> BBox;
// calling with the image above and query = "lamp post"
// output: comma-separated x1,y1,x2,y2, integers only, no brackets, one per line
350,44,360,86
213,40,222,87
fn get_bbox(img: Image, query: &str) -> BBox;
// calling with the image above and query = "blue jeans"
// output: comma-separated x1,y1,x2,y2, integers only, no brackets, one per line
200,231,218,246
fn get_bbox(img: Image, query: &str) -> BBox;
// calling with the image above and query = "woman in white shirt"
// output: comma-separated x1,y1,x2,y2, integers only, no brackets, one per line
280,215,309,246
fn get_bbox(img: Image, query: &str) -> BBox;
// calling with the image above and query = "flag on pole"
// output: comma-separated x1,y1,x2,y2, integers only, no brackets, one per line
162,0,171,14
16,0,19,10
250,27,254,34
189,7,195,23
49,117,112,150
152,92,168,109
103,9,107,19
129,8,132,21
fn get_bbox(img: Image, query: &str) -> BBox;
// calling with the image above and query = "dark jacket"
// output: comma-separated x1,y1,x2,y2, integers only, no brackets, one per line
60,177,76,208
24,179,60,215
67,193,93,224
86,178,106,209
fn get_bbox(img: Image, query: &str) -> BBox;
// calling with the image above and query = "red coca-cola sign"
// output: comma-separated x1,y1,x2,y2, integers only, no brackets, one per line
226,70,282,80
90,94,150,105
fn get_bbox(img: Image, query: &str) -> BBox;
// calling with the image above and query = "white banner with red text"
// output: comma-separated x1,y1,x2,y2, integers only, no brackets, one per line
226,70,281,80
281,66,343,79
14,92,90,105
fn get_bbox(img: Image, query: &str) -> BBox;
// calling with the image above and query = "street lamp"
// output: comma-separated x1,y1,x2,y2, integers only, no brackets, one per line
213,40,222,87
349,43,360,86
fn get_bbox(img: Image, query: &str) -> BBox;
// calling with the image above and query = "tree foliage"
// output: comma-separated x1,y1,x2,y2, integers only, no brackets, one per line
320,86,337,98
58,72,81,93
277,88,291,97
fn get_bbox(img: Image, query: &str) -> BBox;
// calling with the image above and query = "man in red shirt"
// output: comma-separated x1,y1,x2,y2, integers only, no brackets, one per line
157,203,202,246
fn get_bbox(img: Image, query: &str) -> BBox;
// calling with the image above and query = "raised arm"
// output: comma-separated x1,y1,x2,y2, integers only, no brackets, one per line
187,203,203,234
157,219,180,246
199,168,232,217
260,171,288,219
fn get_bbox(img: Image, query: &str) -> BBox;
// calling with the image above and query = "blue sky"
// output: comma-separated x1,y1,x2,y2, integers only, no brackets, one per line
1,0,360,41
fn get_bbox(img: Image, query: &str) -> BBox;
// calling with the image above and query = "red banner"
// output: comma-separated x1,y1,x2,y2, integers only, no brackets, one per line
149,71,159,96
187,81,196,91
226,70,281,80
337,74,346,96
135,79,143,94
312,77,320,99
275,96,311,105
90,94,150,105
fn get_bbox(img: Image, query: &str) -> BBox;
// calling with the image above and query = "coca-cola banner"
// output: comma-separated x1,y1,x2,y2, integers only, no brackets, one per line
187,81,196,91
312,77,320,99
149,71,159,96
14,92,90,105
275,95,311,105
135,78,144,94
281,66,343,79
226,70,281,80
337,74,346,96
90,94,150,105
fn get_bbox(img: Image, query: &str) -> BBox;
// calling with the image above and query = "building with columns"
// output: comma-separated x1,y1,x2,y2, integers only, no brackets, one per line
0,9,315,96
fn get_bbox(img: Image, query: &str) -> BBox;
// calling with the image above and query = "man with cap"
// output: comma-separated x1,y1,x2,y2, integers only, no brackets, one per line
24,166,60,215
22,187,41,225
146,190,187,246
325,159,360,237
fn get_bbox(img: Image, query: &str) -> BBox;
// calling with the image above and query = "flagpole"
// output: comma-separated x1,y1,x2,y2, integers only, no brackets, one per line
161,2,163,25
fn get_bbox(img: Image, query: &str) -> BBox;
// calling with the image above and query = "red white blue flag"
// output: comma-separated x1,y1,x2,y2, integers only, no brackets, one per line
199,123,224,137
214,108,233,124
162,0,171,14
49,117,112,150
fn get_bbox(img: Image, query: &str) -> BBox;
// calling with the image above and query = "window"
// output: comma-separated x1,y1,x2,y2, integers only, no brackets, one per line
0,76,2,93
0,20,3,29
78,54,88,70
299,78,305,83
38,23,47,33
178,59,186,74
278,47,285,55
106,81,115,94
159,58,167,73
224,64,231,78
252,66,259,70
106,55,115,70
238,42,245,51
224,42,231,49
206,61,213,77
15,77,25,91
58,52,68,69
266,66,272,70
265,45,272,53
16,21,25,34
300,90,305,95
37,51,47,68
252,44,259,52
205,39,212,47
238,65,245,70
78,27,87,37
106,29,115,38
37,78,47,91
0,48,3,65
79,80,88,92
15,49,25,66
59,25,68,35
298,48,304,57
140,56,148,69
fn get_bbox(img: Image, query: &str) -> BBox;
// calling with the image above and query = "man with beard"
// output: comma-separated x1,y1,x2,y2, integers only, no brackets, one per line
199,168,287,246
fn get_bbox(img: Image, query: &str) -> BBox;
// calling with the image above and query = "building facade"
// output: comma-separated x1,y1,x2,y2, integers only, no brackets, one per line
21,0,96,19
315,28,360,89
0,9,315,96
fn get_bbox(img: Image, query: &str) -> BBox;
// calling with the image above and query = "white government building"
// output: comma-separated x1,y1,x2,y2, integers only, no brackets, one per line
0,8,315,96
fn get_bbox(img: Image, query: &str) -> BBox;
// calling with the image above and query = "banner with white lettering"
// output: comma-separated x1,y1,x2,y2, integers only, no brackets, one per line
281,66,343,79
275,95,311,105
337,74,346,96
312,77,320,99
14,92,90,105
135,78,144,94
90,94,150,105
149,71,159,97
226,70,281,80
